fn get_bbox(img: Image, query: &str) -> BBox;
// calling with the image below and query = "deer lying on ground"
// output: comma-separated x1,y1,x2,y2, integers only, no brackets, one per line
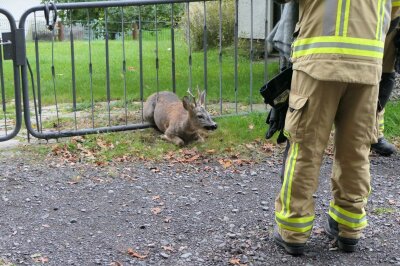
143,90,218,146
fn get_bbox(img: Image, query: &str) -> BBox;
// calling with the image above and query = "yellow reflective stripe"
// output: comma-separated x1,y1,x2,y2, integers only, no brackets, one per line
329,209,368,229
286,143,298,214
280,143,299,216
377,0,384,40
379,118,385,131
293,47,383,58
394,1,400,7
329,201,367,229
294,36,384,47
335,0,343,36
376,0,385,40
283,130,290,139
293,36,384,59
275,212,314,233
343,0,351,37
330,201,366,219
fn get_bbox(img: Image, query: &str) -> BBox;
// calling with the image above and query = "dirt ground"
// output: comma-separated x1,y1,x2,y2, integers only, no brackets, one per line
0,144,399,266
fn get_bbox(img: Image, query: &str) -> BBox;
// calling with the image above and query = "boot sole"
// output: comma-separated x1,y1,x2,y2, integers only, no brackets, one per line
273,236,305,256
338,238,357,252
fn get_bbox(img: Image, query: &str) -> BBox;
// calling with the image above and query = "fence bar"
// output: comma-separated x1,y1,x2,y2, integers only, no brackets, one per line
155,5,160,94
121,7,128,125
234,0,239,114
0,8,22,141
249,0,254,112
50,26,61,132
105,8,111,126
25,0,214,14
0,41,7,135
170,3,176,93
26,59,40,132
218,0,223,114
186,3,193,93
87,10,95,129
34,12,43,132
203,1,208,104
70,12,78,131
139,6,144,122
264,1,269,83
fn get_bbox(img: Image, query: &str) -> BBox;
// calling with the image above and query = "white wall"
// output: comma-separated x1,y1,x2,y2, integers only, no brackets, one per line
238,0,274,40
0,0,42,21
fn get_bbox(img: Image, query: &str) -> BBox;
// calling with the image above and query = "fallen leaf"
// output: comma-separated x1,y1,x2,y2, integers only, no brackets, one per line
127,248,147,259
229,257,241,265
162,245,175,252
151,207,162,215
262,142,274,152
245,143,255,149
152,195,161,201
218,159,232,169
31,253,49,263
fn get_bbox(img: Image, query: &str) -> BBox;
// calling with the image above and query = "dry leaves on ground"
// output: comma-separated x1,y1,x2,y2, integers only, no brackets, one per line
127,248,148,260
31,253,49,263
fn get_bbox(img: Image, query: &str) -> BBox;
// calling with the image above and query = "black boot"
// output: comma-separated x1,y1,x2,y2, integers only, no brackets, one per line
371,137,396,156
273,228,305,256
324,215,359,252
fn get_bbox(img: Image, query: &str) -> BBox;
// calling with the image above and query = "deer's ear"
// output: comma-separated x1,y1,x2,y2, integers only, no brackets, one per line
199,90,206,106
182,96,192,111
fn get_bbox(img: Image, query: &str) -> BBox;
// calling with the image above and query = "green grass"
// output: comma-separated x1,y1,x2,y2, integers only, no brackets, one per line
373,207,395,215
23,112,273,163
384,100,400,138
0,30,279,108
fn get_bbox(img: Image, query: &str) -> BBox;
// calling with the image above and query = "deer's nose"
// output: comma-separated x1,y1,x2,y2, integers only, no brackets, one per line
205,124,218,130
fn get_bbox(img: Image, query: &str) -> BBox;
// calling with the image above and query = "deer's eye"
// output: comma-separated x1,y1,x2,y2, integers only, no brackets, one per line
197,115,204,119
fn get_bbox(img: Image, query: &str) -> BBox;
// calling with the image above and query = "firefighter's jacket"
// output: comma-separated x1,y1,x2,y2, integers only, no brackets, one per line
275,0,393,85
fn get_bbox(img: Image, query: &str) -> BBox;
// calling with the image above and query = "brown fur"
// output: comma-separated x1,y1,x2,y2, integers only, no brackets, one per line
144,91,217,146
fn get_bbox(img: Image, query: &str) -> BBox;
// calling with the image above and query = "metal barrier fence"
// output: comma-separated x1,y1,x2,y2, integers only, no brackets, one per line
0,8,22,142
1,0,275,141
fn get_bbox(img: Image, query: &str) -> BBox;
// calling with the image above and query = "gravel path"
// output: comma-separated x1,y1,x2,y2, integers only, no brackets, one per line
0,147,399,266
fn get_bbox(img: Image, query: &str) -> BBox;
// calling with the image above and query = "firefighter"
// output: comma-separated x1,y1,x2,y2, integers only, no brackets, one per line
371,18,399,156
272,0,393,256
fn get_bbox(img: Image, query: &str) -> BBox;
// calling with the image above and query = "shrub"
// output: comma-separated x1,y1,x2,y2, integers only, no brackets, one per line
181,1,235,51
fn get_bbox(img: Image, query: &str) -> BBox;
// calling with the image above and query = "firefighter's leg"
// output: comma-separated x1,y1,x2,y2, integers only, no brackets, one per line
371,72,397,156
279,140,290,184
274,71,343,246
329,82,379,245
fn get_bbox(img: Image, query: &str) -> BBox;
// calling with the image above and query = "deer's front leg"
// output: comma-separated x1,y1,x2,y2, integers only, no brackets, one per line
194,132,205,143
161,133,185,146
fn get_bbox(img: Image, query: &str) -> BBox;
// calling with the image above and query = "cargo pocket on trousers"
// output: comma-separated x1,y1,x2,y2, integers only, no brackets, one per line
284,93,308,142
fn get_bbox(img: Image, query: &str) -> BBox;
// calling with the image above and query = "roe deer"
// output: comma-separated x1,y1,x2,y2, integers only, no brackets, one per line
143,90,218,146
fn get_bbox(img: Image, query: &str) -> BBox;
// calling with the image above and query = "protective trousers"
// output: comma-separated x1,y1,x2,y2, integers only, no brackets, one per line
275,70,378,244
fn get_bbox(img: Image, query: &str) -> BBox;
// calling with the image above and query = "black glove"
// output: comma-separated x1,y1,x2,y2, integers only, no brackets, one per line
378,72,395,111
265,106,288,144
394,29,400,74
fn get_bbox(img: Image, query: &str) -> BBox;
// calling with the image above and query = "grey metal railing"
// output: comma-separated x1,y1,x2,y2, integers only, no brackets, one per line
0,0,274,141
0,8,22,142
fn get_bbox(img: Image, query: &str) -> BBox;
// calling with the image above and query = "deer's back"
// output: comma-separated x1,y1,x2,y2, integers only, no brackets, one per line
144,91,187,133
